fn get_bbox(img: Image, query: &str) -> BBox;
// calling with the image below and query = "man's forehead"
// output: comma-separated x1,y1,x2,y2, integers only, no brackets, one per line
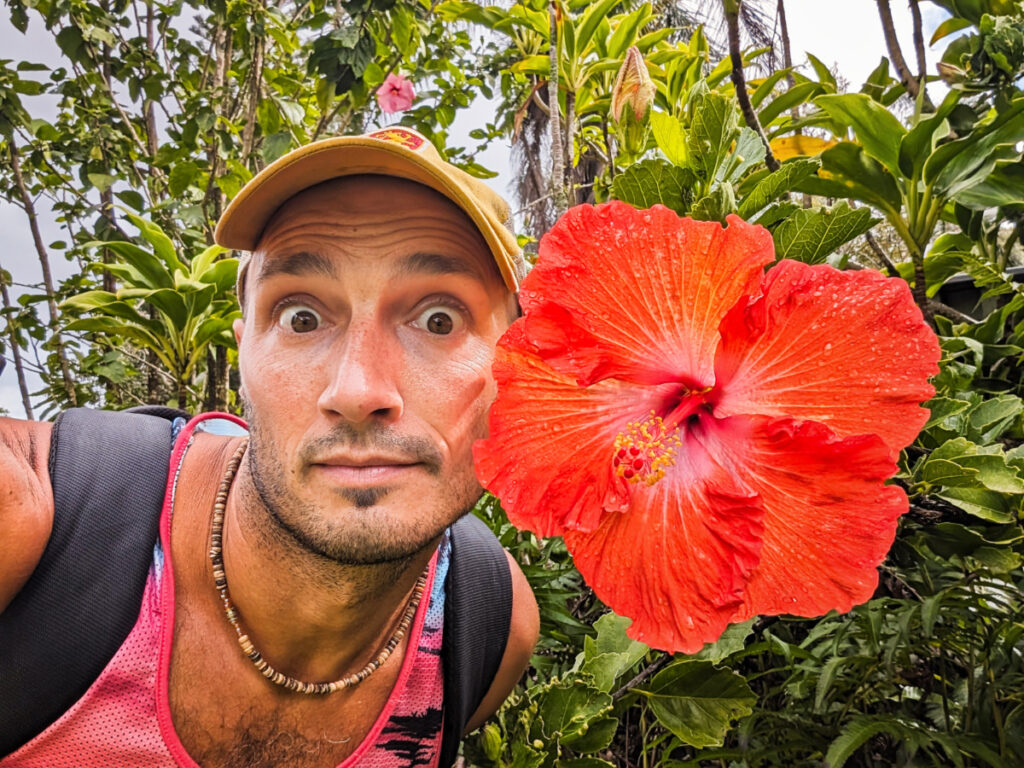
246,175,505,293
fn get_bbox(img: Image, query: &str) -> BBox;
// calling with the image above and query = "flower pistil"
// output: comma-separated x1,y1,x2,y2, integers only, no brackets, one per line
613,411,683,486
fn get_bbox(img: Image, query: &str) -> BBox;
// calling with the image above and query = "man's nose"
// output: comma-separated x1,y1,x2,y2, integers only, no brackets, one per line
317,321,403,424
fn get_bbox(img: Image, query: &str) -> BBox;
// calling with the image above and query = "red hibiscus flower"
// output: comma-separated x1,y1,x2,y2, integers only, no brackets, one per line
376,72,415,114
474,202,940,653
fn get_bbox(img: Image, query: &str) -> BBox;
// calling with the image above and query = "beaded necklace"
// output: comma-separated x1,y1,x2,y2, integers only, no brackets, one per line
209,439,428,695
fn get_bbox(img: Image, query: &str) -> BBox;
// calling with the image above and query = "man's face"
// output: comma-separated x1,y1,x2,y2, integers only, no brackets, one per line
235,175,515,565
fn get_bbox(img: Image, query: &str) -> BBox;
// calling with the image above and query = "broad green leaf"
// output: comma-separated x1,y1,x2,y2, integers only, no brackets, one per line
192,244,229,279
609,159,694,215
737,158,819,218
60,290,120,311
769,135,836,161
898,90,959,179
93,241,173,289
261,131,292,164
125,213,184,273
693,618,755,664
690,183,736,223
556,759,616,768
169,161,199,197
921,457,978,486
87,173,116,192
968,394,1024,440
560,716,618,752
637,661,755,748
135,287,189,330
718,128,764,184
537,681,612,742
607,3,651,59
589,612,649,660
758,81,822,127
687,87,739,182
953,161,1024,211
816,93,907,177
509,742,545,768
925,97,1024,194
937,487,1015,522
771,201,875,265
198,258,240,293
930,15,971,44
816,142,902,213
924,396,972,431
971,545,1022,572
650,111,688,167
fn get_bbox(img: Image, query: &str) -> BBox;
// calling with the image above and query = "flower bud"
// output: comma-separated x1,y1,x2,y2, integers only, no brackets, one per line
481,723,503,762
611,46,655,124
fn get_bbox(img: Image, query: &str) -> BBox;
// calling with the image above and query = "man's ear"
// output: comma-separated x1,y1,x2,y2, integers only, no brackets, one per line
233,318,245,346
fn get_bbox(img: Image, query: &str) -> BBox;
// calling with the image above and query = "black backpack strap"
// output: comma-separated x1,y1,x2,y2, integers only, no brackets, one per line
439,512,513,767
0,407,177,756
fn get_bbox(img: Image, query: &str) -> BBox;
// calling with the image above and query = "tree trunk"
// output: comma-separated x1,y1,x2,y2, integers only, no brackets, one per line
777,0,796,90
0,265,35,419
875,0,923,101
908,0,933,110
564,89,576,203
547,0,568,219
725,0,779,172
8,143,78,406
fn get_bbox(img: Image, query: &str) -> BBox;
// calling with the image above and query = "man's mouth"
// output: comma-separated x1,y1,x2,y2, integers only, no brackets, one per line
311,456,423,486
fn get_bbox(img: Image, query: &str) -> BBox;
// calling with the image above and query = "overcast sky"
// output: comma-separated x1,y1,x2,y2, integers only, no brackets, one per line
0,0,950,417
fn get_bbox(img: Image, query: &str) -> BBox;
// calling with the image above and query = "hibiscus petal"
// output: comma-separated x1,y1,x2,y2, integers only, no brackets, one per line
702,415,906,619
564,417,764,653
521,204,775,387
474,323,678,536
714,260,940,452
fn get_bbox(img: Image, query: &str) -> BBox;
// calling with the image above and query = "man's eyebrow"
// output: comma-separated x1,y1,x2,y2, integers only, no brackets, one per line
255,251,338,283
397,251,486,280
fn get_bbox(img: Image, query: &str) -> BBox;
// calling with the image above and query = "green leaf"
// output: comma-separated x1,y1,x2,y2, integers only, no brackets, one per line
815,142,902,214
924,396,972,431
87,173,117,192
168,161,199,197
771,201,876,265
637,661,755,748
688,88,739,182
556,759,616,768
560,716,618,752
610,159,694,215
693,618,755,664
537,681,612,743
925,97,1024,195
125,213,184,273
953,161,1024,211
90,241,173,290
737,158,819,218
690,182,736,223
826,716,907,768
261,131,293,164
192,245,229,279
198,258,239,293
815,93,907,177
898,90,959,179
650,111,688,167
718,128,764,184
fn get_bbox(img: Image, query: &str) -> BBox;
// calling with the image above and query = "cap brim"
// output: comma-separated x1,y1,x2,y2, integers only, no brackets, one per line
215,136,521,290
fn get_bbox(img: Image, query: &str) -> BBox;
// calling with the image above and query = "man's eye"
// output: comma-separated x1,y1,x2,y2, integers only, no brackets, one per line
279,305,322,333
414,306,461,335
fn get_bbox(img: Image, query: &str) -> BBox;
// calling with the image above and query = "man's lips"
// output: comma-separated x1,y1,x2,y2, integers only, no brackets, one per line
310,456,423,485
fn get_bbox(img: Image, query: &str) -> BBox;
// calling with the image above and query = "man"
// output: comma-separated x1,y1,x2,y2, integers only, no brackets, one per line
0,127,539,767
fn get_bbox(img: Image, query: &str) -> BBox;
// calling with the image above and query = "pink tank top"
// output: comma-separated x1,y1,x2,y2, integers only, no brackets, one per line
2,413,449,767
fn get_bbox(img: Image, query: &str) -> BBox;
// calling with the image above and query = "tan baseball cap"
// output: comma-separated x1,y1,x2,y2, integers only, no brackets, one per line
215,127,525,302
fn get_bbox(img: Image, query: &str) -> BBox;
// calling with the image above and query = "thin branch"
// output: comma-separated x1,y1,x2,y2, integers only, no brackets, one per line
8,142,78,406
726,0,779,172
875,0,921,100
611,654,671,701
865,229,900,274
0,265,36,419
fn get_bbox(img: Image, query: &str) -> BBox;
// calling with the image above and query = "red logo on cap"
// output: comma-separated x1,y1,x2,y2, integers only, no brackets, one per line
368,128,425,151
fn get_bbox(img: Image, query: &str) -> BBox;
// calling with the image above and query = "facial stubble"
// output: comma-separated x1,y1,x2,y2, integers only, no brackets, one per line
244,410,484,567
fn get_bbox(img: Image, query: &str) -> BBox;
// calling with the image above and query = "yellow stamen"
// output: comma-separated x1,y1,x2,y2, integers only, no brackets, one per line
612,410,683,487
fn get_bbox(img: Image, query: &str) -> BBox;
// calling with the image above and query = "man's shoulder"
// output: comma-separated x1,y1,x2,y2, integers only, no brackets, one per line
0,417,54,614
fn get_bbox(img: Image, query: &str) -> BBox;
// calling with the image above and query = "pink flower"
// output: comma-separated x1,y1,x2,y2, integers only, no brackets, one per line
376,73,415,114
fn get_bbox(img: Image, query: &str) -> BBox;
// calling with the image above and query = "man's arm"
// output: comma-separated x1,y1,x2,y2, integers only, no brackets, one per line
0,418,55,614
464,549,539,733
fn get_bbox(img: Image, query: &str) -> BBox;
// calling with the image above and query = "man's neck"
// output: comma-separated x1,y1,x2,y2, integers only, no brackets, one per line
217,458,437,685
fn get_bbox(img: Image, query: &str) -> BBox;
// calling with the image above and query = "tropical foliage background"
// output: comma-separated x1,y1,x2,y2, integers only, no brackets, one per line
2,0,1024,765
